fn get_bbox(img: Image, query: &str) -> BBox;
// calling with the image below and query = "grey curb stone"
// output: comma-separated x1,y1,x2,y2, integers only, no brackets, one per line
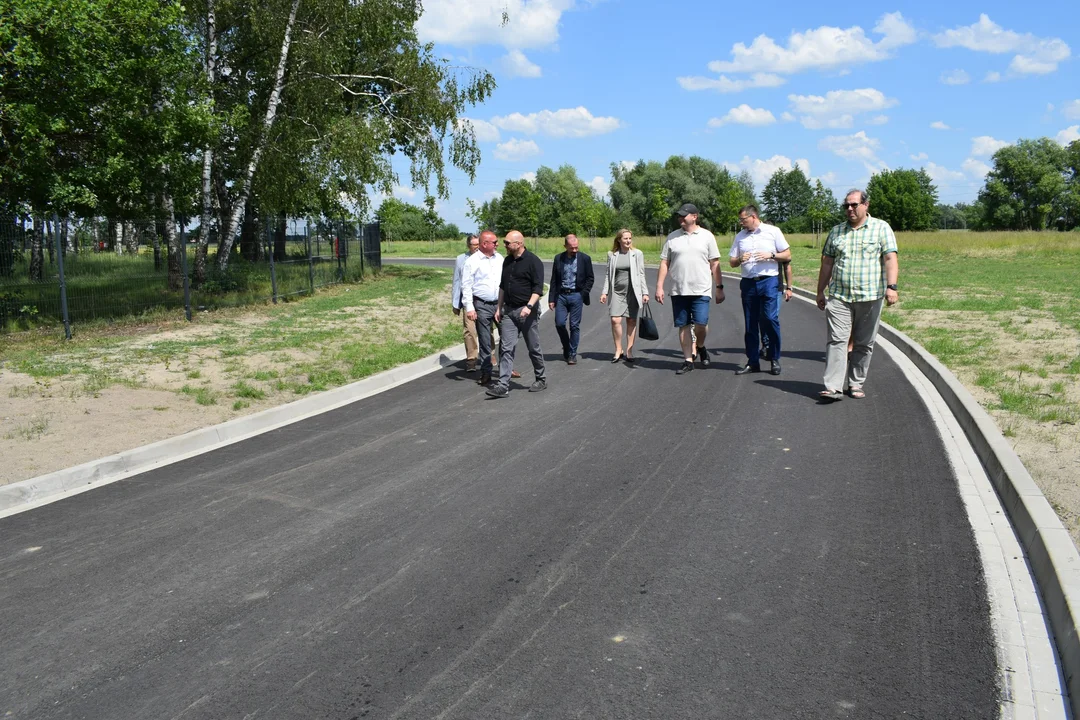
0,300,549,519
0,347,464,517
783,280,1080,715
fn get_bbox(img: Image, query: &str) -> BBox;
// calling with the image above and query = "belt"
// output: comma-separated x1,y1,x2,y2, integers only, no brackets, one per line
558,288,579,294
748,275,776,281
473,296,497,304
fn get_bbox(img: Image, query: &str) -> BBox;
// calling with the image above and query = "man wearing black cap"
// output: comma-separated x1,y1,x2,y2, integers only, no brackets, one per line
654,203,725,375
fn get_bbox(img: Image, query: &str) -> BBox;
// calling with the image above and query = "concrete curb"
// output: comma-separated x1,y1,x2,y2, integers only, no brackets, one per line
784,282,1080,714
877,321,1080,714
0,345,466,518
1,298,551,519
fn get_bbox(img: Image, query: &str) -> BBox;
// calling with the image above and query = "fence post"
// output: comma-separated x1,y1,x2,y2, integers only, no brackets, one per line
53,213,72,340
267,219,278,304
357,222,365,279
179,217,192,322
306,224,315,295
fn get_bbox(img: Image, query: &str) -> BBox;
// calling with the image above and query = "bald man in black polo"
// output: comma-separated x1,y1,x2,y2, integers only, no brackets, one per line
487,230,547,398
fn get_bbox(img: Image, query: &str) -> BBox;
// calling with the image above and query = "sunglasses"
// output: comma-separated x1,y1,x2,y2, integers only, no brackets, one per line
842,202,863,209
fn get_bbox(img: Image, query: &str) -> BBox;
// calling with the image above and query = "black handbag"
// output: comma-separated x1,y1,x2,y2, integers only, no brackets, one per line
637,300,659,341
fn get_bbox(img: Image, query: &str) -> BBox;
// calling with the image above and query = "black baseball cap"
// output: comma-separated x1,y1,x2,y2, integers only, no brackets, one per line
676,203,699,216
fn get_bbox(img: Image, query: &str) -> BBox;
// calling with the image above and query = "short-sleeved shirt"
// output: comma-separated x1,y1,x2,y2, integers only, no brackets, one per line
728,223,790,278
660,227,721,296
822,215,899,302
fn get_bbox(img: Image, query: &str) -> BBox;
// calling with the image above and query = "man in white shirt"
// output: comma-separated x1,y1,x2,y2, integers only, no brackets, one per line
655,203,725,375
460,230,504,386
452,234,480,371
728,204,791,376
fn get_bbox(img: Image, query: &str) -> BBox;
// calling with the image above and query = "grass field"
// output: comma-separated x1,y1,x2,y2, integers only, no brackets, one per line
386,231,1080,427
0,241,377,332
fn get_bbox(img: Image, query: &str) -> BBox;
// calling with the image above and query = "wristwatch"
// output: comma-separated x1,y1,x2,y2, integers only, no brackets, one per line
715,284,724,290
526,302,536,310
886,284,898,291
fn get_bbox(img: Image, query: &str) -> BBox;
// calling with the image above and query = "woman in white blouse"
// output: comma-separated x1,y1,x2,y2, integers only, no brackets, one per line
600,229,650,364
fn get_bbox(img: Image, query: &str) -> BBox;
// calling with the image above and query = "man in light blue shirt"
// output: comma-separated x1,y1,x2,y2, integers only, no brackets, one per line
452,234,480,371
728,204,791,376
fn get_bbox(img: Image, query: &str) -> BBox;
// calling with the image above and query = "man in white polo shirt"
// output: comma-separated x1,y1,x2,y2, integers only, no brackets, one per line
655,203,725,375
729,204,791,376
460,230,504,387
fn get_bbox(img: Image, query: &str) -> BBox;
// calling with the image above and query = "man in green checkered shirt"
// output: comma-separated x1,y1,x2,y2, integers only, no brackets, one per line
815,189,900,401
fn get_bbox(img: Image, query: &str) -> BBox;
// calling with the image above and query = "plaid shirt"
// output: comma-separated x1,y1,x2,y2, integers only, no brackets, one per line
822,215,899,302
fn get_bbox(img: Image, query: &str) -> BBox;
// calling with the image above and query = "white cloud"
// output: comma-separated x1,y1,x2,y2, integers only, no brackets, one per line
1063,100,1080,120
393,184,416,199
818,131,885,173
618,160,638,172
1056,126,1080,146
493,138,541,162
705,12,915,76
962,158,992,178
925,161,966,184
910,152,929,161
815,171,837,185
867,115,889,125
490,107,622,137
500,49,542,78
587,176,610,199
416,0,572,50
930,121,950,130
970,135,1011,156
519,171,537,183
723,155,811,188
780,111,796,122
457,117,501,143
933,14,1071,75
940,69,971,85
677,73,785,93
788,88,898,129
707,105,777,128
984,71,1002,83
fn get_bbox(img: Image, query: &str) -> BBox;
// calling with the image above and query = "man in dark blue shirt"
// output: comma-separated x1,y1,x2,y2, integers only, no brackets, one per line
487,230,547,398
547,234,595,365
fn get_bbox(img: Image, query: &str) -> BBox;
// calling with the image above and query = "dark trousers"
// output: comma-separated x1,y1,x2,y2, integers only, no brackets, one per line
740,275,781,366
554,291,584,358
473,299,497,371
498,306,545,387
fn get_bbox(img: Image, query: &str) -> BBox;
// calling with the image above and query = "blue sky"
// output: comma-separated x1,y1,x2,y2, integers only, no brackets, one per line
393,0,1080,231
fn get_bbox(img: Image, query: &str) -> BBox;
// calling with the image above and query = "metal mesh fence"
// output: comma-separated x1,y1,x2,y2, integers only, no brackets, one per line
0,216,380,336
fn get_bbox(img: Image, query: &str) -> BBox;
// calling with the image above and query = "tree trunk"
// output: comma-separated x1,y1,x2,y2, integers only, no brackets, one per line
161,191,182,290
217,0,301,270
274,211,287,261
152,218,163,271
240,195,260,262
114,221,123,254
196,0,218,287
29,216,44,281
45,217,55,264
62,217,71,255
124,220,139,255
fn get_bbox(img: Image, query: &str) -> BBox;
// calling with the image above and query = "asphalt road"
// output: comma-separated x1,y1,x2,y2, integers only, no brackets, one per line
0,262,999,719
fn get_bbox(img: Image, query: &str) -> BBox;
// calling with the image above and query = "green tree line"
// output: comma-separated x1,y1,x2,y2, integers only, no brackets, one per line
0,0,494,283
474,136,1080,239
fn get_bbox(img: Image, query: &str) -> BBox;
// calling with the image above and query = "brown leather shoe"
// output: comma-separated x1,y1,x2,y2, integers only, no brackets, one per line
511,370,521,379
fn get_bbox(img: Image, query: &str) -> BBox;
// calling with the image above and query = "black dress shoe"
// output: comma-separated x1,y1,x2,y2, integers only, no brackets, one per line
735,364,760,375
676,360,694,375
478,372,491,386
611,354,623,363
697,346,710,367
770,360,782,375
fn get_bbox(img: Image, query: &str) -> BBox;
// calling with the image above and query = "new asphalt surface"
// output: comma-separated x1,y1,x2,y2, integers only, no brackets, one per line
0,263,999,719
